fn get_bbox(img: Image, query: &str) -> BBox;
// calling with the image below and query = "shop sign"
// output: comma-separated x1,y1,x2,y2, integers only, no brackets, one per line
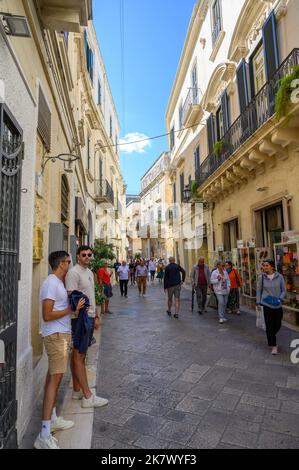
217,245,224,251
282,231,299,243
248,239,255,248
237,240,244,248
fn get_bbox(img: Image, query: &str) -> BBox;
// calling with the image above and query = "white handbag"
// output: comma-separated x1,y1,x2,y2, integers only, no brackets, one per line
256,306,266,331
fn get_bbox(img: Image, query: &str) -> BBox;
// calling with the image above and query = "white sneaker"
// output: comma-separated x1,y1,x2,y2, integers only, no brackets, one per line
219,318,224,324
72,390,83,400
34,434,60,449
222,318,228,322
50,416,74,432
81,393,109,408
271,346,278,355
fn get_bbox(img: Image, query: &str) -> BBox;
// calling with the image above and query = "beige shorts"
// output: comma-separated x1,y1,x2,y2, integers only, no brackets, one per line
167,284,181,300
43,333,71,375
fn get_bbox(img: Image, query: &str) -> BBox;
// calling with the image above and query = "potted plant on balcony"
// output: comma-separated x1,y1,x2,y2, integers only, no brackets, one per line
275,65,299,121
191,180,200,195
213,139,233,158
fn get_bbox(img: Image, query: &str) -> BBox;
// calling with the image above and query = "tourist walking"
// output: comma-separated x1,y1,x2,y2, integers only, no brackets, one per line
97,260,114,313
210,261,231,324
191,257,211,314
136,260,148,296
65,246,108,409
113,260,121,283
34,251,85,449
225,261,243,315
129,259,136,285
156,260,165,284
164,257,186,319
117,260,130,297
256,259,286,355
149,257,157,282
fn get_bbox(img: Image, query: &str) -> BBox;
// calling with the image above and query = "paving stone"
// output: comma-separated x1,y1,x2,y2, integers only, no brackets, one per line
286,377,299,390
187,423,223,449
229,415,260,434
234,403,265,423
175,396,211,415
281,400,299,415
146,389,186,409
168,379,196,393
240,393,281,410
278,387,299,402
124,413,166,436
221,426,258,448
93,436,115,449
165,410,202,426
216,359,248,370
112,442,138,449
257,430,299,449
129,401,153,413
201,409,231,433
212,393,241,411
133,435,171,449
262,410,299,437
158,421,197,445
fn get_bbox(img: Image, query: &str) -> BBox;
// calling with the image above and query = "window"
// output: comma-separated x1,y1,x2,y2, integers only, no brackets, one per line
98,80,102,106
194,146,200,179
64,32,69,48
223,218,239,251
207,114,216,154
216,106,224,140
173,182,176,204
180,173,184,203
37,86,51,151
255,203,284,248
87,132,91,170
211,0,222,47
84,29,93,82
191,64,198,103
109,116,112,138
170,126,175,150
179,102,183,130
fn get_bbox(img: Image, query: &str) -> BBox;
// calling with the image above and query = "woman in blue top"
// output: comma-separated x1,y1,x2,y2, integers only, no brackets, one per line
256,259,286,355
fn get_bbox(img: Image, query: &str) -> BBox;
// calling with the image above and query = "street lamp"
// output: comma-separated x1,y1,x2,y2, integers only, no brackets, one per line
183,184,192,203
41,152,79,175
0,13,31,37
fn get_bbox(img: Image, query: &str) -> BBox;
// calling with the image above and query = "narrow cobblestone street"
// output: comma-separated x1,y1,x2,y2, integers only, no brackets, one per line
92,282,299,449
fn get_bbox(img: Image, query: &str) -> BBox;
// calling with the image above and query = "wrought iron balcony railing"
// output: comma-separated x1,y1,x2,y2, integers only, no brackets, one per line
95,179,114,205
198,48,299,187
182,87,199,125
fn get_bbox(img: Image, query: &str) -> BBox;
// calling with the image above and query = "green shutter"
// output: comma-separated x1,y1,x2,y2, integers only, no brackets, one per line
262,11,279,80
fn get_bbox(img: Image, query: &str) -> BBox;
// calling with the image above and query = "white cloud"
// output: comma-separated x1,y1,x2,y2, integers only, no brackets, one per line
119,132,151,154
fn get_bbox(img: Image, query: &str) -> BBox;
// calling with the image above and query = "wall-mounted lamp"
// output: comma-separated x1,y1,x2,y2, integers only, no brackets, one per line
41,153,79,175
0,13,31,37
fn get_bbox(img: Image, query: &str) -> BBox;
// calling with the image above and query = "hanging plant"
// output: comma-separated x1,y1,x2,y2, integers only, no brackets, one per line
213,140,223,157
191,180,200,195
275,65,299,121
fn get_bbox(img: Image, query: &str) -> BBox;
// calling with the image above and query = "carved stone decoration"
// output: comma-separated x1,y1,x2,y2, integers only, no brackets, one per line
199,37,206,49
259,139,287,160
276,0,287,20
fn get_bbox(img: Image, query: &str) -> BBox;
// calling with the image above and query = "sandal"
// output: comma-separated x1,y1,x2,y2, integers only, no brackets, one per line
174,314,179,319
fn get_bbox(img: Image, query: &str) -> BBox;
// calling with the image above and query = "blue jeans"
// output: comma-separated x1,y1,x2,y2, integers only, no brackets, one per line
216,294,228,319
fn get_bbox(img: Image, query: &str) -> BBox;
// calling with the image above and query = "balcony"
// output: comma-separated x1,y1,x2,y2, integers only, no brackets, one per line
95,179,114,205
198,48,299,194
36,0,92,32
182,88,203,128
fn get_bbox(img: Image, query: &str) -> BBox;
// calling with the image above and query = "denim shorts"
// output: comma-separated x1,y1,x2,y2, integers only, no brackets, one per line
71,316,95,349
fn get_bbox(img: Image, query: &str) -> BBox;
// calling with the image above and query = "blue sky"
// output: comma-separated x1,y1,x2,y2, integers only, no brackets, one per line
93,0,196,194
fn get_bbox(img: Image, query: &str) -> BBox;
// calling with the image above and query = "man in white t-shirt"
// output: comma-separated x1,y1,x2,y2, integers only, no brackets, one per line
34,251,85,450
117,261,130,298
65,245,108,409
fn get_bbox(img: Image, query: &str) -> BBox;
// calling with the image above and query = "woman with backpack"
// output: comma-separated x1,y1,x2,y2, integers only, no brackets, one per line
225,261,243,315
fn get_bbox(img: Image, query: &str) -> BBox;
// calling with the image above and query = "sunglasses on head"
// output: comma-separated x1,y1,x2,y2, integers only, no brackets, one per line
81,253,92,258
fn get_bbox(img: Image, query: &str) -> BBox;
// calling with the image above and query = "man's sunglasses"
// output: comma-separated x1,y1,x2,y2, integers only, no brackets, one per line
81,253,92,258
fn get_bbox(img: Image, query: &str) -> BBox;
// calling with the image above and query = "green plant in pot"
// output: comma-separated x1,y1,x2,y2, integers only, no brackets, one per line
275,65,299,121
95,283,107,306
191,180,200,195
213,140,223,157
91,239,116,272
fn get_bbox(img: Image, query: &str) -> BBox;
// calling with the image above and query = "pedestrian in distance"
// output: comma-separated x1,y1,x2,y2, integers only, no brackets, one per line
210,261,231,324
129,259,135,285
34,251,85,450
164,256,186,319
191,257,211,315
149,257,157,282
113,260,121,284
97,260,114,313
65,246,108,409
156,260,165,284
136,259,148,297
256,259,286,355
117,260,130,298
225,261,243,315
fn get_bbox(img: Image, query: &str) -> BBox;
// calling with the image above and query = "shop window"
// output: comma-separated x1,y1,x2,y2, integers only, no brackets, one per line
255,203,284,249
223,218,239,251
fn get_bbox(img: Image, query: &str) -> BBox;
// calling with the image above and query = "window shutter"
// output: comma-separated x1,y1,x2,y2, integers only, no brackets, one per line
221,90,230,134
262,11,279,81
173,182,176,203
194,146,200,179
236,59,249,113
89,49,93,82
37,86,51,151
180,173,184,202
207,114,216,154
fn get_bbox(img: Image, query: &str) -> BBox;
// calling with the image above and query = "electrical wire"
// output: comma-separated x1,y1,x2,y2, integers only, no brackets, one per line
98,118,207,150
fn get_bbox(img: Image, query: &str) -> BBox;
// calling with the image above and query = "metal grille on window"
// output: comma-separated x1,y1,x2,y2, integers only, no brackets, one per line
61,176,69,222
37,86,51,152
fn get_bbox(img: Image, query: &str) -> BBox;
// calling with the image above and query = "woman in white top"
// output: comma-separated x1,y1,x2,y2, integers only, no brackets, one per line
210,261,231,324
